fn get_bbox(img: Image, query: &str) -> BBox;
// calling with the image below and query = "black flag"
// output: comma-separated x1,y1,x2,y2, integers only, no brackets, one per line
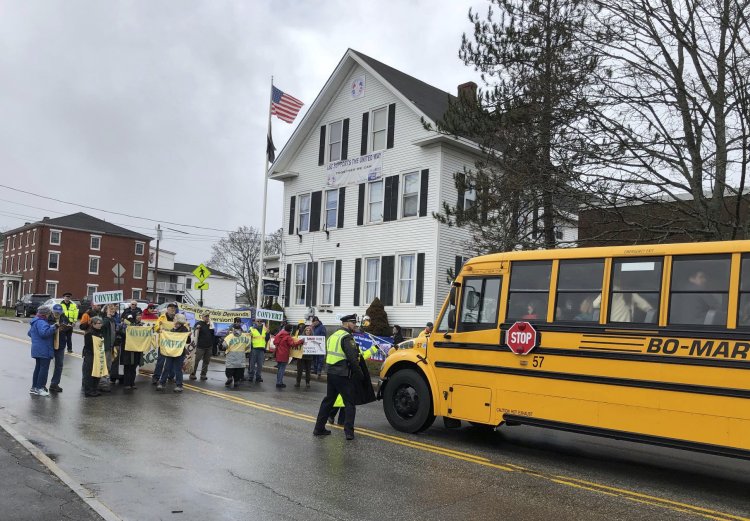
267,131,276,163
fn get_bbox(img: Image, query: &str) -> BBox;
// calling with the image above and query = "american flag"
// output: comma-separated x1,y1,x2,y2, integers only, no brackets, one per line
271,86,304,123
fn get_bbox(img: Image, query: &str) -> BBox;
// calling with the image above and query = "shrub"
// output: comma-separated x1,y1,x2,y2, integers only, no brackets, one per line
364,297,390,336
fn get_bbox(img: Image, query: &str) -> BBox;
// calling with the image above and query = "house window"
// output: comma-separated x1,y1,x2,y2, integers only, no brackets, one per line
46,281,58,297
87,284,98,298
371,107,387,152
48,252,60,271
328,120,343,162
32,229,36,245
23,253,28,271
25,231,30,247
134,261,144,279
398,254,416,304
464,188,476,210
298,193,311,233
325,190,338,229
186,278,192,290
294,263,307,306
50,230,61,245
30,252,34,271
88,256,100,275
132,289,142,299
365,257,380,303
135,242,145,256
368,180,384,223
320,260,335,306
10,235,15,250
402,172,419,218
90,235,101,250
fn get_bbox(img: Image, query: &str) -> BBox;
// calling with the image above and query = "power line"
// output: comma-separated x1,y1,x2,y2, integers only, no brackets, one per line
0,183,237,234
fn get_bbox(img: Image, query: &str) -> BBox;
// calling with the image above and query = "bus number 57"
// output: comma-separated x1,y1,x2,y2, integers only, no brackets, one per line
532,355,545,368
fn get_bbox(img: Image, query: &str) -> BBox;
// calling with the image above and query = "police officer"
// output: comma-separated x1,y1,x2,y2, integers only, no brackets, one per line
60,292,78,353
313,314,364,440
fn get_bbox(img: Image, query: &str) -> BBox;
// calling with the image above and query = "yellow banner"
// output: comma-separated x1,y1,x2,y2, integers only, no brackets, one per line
92,336,109,378
159,331,189,357
224,333,252,353
125,325,154,353
181,304,252,322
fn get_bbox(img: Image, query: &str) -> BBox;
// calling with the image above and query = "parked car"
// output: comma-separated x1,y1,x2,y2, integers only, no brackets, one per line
117,300,150,315
40,298,83,320
15,294,51,317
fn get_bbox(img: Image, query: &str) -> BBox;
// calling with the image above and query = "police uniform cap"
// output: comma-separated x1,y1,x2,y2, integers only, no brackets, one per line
340,314,357,323
62,292,73,297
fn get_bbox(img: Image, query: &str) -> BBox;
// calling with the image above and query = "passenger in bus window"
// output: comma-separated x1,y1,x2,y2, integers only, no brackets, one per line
574,297,595,321
522,300,541,320
671,270,721,325
593,289,653,323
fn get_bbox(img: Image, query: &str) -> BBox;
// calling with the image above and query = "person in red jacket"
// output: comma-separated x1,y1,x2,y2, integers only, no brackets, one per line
273,324,303,389
141,303,160,321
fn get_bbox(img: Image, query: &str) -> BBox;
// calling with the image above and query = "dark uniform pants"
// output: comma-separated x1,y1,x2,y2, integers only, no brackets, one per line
314,373,356,435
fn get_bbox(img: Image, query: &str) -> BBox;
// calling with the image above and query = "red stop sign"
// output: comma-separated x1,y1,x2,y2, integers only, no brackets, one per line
506,321,538,355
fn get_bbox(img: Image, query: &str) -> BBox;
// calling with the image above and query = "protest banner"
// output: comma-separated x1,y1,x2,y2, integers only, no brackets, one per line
224,333,252,352
353,332,393,362
325,152,383,188
159,331,190,357
299,335,326,356
180,304,253,335
125,325,154,352
91,336,109,378
93,290,125,305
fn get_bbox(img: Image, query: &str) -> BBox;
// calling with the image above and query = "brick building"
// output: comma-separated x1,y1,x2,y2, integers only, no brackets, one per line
1,212,152,306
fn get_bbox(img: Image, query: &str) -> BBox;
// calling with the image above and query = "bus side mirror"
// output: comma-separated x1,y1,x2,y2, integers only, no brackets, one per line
449,286,456,306
448,309,456,330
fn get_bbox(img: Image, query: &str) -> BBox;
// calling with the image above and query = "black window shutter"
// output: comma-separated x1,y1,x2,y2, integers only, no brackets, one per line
357,183,365,225
360,112,369,156
383,176,394,222
390,175,399,220
380,255,395,306
288,196,296,235
419,169,429,217
337,187,346,228
455,255,463,279
311,263,318,306
310,191,322,232
416,253,425,306
456,172,466,210
386,103,396,149
353,258,361,306
305,263,314,307
318,125,326,166
334,260,342,306
285,264,292,306
341,118,349,160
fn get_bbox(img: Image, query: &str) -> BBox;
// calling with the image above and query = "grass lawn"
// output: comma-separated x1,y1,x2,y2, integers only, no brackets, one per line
0,308,17,318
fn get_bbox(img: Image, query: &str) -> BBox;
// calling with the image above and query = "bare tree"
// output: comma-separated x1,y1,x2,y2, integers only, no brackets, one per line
207,227,281,306
582,0,750,242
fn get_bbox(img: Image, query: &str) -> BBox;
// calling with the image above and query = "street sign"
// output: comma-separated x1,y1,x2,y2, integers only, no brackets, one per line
93,290,125,305
112,263,126,277
256,308,284,322
262,279,280,296
506,321,538,355
113,277,124,285
193,264,211,282
195,281,209,290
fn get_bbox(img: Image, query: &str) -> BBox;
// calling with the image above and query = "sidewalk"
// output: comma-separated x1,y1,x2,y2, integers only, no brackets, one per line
0,420,108,521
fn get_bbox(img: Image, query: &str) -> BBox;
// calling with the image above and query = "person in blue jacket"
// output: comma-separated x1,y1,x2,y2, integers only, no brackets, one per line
28,305,58,397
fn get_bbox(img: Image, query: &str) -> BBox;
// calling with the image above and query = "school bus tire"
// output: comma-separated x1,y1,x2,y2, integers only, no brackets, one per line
383,369,435,433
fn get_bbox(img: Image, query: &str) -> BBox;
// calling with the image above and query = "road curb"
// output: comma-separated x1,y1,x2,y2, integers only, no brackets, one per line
0,416,122,521
0,317,24,324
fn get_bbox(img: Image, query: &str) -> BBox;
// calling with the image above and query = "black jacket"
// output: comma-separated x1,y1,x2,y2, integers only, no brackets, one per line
193,320,214,348
326,328,364,379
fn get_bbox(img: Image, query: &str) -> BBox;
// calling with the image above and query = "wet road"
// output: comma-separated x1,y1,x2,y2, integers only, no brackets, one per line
1,319,748,521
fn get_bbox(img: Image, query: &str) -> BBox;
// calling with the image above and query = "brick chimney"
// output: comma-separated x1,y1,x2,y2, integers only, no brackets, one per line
457,81,477,101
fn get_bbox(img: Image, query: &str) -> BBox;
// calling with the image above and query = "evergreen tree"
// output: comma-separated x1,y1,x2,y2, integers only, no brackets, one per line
364,298,390,336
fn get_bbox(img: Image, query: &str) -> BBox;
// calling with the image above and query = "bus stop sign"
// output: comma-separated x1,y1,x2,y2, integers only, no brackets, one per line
506,321,538,355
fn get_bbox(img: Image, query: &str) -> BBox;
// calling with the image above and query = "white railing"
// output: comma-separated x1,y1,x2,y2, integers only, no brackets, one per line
148,281,185,293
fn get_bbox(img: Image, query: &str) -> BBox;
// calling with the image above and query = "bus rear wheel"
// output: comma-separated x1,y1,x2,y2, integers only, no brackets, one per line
383,369,434,433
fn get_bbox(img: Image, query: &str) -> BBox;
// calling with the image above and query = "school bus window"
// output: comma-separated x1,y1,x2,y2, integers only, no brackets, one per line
597,258,661,324
437,286,457,332
507,261,551,322
457,277,502,332
669,255,730,326
555,259,604,322
738,255,750,326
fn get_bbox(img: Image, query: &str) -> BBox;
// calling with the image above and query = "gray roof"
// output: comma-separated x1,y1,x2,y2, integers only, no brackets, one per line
351,49,457,124
5,212,152,241
173,262,235,280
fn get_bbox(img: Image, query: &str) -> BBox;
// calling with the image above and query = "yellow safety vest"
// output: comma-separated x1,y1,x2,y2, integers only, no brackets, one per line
61,301,78,323
251,326,268,348
326,329,350,366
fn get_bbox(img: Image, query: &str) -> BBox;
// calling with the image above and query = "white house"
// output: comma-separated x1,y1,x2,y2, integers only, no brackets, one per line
270,49,482,335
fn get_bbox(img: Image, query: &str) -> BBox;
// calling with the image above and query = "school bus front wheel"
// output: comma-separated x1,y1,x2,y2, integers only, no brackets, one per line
382,369,436,433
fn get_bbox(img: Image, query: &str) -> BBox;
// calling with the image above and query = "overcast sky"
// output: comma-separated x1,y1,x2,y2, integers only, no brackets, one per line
0,0,484,265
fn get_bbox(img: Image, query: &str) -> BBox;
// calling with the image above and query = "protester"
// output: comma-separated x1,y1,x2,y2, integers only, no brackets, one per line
48,304,71,393
392,325,404,346
118,308,145,390
98,304,118,392
190,311,214,381
222,321,251,389
294,324,314,389
247,318,269,383
79,304,101,331
313,314,364,440
60,292,78,353
157,313,190,393
28,305,58,397
273,324,303,389
82,316,104,397
311,316,326,378
152,303,177,385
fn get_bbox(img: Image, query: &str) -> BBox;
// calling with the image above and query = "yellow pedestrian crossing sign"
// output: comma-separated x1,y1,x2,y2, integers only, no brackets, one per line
195,281,209,291
193,264,211,282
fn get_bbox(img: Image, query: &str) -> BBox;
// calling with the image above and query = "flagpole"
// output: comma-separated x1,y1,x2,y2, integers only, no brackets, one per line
256,75,273,311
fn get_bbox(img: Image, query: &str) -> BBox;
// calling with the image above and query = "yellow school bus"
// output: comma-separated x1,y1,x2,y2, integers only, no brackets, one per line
379,241,750,459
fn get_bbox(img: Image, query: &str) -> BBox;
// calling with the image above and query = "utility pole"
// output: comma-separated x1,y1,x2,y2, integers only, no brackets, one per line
256,76,273,310
152,224,161,302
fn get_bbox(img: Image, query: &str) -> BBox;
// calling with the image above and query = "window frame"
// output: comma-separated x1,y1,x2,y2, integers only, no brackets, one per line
370,106,388,152
367,179,384,224
135,242,145,256
456,276,503,332
668,254,730,327
401,171,420,219
88,255,100,275
25,231,30,247
608,256,663,325
397,253,416,305
506,260,553,323
29,252,34,271
45,281,58,298
49,229,62,246
132,288,142,300
86,284,98,298
324,189,339,229
133,261,144,279
364,256,381,303
297,192,311,233
327,119,344,162
464,187,476,210
320,260,335,306
554,258,605,323
294,262,307,306
90,235,101,251
48,251,60,271
23,253,28,271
